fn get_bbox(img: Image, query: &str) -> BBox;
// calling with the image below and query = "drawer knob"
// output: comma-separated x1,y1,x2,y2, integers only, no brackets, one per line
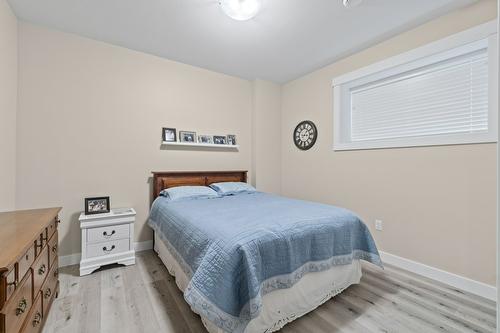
103,230,116,238
56,216,61,224
54,269,59,277
102,245,116,252
7,280,18,288
44,288,52,298
33,312,42,327
38,264,46,275
52,244,58,253
16,298,27,316
25,253,29,260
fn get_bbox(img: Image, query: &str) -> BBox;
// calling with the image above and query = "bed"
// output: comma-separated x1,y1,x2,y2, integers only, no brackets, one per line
148,171,382,333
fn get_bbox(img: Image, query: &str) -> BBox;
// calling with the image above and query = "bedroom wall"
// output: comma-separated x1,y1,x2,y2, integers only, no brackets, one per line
0,0,17,212
280,0,498,286
252,79,282,194
16,22,259,257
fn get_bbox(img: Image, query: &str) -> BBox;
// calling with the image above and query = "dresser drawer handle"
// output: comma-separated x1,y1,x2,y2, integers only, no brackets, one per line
56,216,61,224
7,280,18,288
103,230,116,238
41,234,48,242
44,288,52,299
33,312,42,327
16,298,27,316
38,264,46,275
54,269,59,278
102,245,115,252
52,244,58,253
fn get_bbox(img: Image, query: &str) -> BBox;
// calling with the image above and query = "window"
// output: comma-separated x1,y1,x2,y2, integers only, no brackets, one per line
333,22,498,151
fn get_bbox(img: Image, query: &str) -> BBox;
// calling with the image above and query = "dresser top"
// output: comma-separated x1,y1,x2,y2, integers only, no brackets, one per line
0,207,61,272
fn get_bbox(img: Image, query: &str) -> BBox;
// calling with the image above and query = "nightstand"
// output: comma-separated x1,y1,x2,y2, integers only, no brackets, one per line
79,208,136,276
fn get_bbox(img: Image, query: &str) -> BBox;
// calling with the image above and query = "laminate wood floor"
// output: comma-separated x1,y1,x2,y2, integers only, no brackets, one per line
43,251,496,333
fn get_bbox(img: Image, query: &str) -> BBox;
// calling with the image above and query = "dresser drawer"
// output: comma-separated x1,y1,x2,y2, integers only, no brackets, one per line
20,292,42,333
33,246,49,295
86,238,130,258
1,271,33,333
18,245,35,283
41,263,58,317
34,235,44,258
1,268,16,307
47,217,58,240
87,224,129,244
48,232,58,268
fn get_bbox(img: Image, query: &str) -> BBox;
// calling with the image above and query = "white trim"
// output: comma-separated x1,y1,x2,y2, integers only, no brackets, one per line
135,240,154,252
332,21,497,87
59,253,81,267
59,240,154,268
496,3,499,327
332,20,498,151
380,251,497,301
60,243,496,300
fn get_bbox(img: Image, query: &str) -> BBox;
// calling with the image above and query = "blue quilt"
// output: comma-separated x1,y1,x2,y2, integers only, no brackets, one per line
148,192,382,332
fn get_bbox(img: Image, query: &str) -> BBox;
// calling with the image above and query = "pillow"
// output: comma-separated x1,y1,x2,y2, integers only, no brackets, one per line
209,182,256,196
160,186,219,201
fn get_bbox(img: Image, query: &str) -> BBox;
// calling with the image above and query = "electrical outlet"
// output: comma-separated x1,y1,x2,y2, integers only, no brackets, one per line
375,219,383,231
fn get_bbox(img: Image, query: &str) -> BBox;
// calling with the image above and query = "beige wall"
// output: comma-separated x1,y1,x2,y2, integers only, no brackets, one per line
252,79,281,194
0,0,17,211
281,0,498,286
13,0,498,286
16,23,256,256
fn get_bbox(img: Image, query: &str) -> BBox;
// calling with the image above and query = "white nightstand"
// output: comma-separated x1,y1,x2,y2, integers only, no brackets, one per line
79,208,136,276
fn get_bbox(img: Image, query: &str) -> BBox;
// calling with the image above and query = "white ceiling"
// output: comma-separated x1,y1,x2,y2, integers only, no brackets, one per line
8,0,476,83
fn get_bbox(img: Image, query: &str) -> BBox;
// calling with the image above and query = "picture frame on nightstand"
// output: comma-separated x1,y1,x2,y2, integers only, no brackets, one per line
84,196,110,215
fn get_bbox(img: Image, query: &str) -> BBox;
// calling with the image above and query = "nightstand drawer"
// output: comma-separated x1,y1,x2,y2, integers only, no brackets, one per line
87,224,130,244
86,239,130,258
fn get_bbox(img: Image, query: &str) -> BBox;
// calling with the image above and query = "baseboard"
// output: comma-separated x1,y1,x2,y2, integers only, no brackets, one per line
380,251,497,302
59,240,154,267
58,244,496,301
59,253,81,267
135,240,153,252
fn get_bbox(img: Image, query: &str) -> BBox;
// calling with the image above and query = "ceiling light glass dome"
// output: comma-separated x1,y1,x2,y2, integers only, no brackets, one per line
219,0,262,21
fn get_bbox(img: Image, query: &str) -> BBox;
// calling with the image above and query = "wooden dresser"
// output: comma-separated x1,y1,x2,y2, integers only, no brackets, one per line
0,208,61,333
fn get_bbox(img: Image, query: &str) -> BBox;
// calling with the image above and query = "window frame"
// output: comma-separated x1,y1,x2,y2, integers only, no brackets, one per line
332,21,498,151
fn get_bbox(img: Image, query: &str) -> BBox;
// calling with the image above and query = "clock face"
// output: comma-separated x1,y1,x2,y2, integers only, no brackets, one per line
293,121,317,150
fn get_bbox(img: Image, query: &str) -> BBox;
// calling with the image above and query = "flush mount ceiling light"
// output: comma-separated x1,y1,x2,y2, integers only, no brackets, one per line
219,0,262,21
342,0,363,8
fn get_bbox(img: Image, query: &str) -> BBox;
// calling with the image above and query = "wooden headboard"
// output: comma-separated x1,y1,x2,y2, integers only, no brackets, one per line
152,171,248,200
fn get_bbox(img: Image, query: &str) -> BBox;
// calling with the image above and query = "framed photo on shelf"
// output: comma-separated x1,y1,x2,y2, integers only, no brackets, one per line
213,136,227,145
198,135,213,144
227,135,237,145
162,128,177,142
179,131,197,143
85,196,110,215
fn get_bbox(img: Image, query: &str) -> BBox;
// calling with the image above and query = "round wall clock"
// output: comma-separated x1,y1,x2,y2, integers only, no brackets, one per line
293,120,317,150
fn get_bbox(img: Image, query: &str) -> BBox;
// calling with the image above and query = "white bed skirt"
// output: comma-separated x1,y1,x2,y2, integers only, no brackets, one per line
154,233,362,333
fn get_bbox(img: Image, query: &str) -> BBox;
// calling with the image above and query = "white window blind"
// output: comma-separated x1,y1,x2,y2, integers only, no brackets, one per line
332,22,497,151
350,49,488,142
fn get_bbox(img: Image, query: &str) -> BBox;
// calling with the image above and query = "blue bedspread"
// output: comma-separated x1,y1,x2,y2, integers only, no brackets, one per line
148,192,382,332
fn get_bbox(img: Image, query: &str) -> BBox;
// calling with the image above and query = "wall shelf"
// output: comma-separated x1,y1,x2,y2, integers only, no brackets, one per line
161,141,239,150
